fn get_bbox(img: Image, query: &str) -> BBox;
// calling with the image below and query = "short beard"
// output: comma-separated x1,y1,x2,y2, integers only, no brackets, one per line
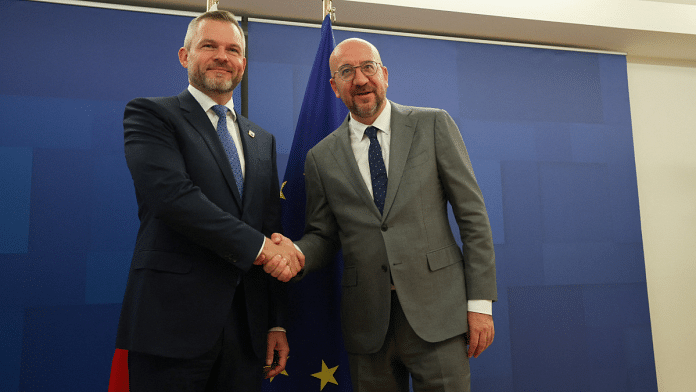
189,68,238,94
347,94,383,120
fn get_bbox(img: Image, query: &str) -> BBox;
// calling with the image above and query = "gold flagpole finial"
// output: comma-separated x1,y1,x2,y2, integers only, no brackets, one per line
322,0,336,22
207,0,219,11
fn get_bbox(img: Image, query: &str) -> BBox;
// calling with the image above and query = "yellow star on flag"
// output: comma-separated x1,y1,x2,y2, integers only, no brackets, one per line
311,360,338,390
268,367,289,382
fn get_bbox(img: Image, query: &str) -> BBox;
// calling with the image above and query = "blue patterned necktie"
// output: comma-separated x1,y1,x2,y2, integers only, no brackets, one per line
365,126,388,214
212,105,244,198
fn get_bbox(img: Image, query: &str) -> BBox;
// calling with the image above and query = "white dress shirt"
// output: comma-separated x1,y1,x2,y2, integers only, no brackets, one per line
187,85,246,177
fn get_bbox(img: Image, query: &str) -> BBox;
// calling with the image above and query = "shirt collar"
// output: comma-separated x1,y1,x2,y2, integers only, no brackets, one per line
187,85,237,122
349,100,392,140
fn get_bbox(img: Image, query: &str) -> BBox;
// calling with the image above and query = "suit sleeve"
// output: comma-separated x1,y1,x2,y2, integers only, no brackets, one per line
263,135,288,327
123,98,265,271
434,110,497,302
293,149,342,278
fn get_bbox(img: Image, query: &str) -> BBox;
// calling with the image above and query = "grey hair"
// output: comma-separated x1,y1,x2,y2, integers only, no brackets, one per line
183,10,246,52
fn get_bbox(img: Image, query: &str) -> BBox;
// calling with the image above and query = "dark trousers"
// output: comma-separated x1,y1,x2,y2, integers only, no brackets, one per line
128,287,264,392
349,291,471,392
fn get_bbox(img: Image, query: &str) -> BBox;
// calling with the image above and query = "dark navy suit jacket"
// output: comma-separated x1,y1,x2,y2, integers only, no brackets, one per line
116,89,285,359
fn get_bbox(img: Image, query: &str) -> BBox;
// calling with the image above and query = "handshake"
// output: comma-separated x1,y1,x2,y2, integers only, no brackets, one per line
253,233,304,282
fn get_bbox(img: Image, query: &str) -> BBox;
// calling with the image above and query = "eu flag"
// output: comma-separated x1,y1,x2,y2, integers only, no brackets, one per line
263,15,351,392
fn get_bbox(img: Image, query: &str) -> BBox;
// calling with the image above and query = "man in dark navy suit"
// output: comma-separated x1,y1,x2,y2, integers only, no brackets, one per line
116,10,303,391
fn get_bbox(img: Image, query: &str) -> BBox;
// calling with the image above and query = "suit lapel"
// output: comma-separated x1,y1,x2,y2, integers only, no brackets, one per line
178,90,243,208
383,102,416,219
331,116,380,216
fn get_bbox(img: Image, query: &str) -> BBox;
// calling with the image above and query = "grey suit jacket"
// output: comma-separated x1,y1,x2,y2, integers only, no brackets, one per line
296,101,496,355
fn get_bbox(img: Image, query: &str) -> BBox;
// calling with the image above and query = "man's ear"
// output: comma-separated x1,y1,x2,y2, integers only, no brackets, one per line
178,47,188,68
330,79,340,98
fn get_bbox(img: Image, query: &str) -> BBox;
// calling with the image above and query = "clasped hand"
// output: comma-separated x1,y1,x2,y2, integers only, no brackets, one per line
253,234,304,282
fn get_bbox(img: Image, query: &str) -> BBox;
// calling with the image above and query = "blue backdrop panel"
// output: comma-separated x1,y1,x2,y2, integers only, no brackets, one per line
21,250,86,307
0,96,91,149
457,44,604,123
0,147,32,253
0,1,189,101
509,284,656,392
246,61,297,154
539,162,613,242
583,284,656,391
598,55,634,126
19,304,122,391
570,124,612,162
0,1,655,391
29,148,93,254
543,241,646,285
470,159,504,244
85,251,132,304
88,153,140,252
380,37,461,116
0,303,24,392
462,120,537,161
508,284,590,391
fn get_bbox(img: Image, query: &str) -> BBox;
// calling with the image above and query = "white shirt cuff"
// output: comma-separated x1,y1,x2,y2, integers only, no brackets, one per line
467,299,492,315
255,238,265,260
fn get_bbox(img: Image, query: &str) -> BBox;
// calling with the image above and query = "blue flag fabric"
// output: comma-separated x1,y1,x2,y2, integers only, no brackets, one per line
263,16,351,392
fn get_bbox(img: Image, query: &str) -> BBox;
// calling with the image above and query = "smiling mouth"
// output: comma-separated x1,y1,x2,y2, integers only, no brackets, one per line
209,68,232,74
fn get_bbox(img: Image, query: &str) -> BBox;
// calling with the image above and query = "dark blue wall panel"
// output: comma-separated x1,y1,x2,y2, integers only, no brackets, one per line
458,44,604,123
0,147,32,253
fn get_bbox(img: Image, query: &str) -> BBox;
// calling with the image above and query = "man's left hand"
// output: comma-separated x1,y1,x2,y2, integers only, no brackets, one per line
265,331,289,379
467,312,494,358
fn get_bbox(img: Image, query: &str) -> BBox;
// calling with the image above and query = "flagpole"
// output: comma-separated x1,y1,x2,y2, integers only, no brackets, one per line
322,0,336,22
207,0,219,11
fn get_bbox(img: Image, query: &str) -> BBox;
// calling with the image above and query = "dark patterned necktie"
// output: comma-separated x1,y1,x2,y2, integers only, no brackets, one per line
212,105,244,198
365,126,388,214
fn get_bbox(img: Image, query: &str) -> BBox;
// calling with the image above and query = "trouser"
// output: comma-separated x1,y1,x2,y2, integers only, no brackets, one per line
128,286,264,392
349,291,471,392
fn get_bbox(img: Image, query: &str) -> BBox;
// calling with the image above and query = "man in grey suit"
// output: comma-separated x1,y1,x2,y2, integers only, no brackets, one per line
265,38,496,391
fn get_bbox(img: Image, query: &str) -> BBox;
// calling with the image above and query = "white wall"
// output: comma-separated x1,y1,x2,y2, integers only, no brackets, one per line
627,59,696,392
346,0,696,34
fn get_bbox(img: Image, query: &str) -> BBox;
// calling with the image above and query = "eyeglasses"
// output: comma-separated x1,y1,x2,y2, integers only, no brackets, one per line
333,61,381,81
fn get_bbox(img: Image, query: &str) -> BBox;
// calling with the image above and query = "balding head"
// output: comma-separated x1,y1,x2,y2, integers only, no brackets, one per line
329,38,383,76
329,38,388,125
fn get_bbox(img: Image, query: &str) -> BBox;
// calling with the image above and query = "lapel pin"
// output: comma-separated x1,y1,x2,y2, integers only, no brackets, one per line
248,130,255,138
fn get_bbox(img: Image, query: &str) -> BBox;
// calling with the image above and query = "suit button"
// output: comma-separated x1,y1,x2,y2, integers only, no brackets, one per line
381,265,388,272
381,224,388,232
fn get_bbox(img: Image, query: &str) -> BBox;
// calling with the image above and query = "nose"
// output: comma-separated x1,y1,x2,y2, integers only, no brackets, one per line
352,66,369,85
213,47,229,62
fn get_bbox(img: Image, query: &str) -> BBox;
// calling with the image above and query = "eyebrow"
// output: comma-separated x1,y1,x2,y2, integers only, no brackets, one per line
198,39,241,49
340,60,374,67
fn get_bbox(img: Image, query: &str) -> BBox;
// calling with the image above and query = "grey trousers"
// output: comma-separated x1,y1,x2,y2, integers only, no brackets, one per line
349,291,471,392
